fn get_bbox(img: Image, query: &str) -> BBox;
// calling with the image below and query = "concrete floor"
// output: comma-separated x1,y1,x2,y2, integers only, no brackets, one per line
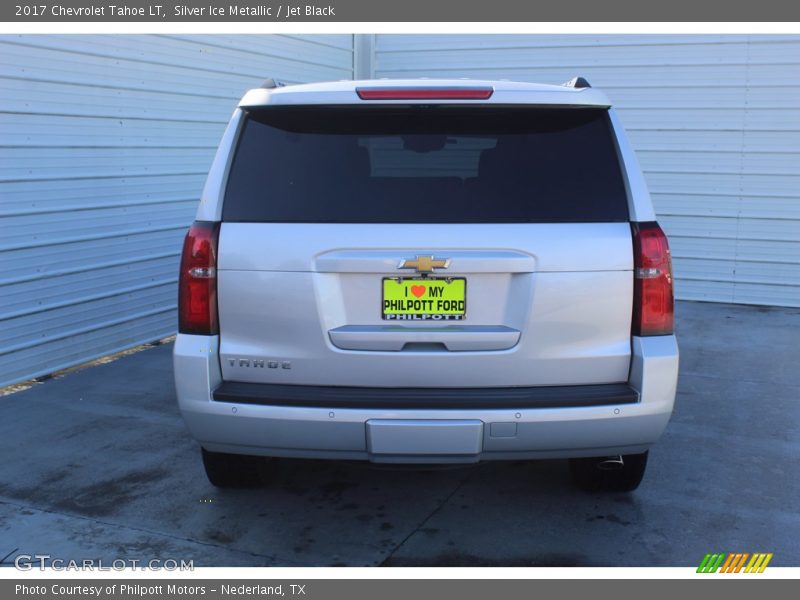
0,300,798,567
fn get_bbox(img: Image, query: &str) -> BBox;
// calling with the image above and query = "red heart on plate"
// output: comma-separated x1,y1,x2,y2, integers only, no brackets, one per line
410,285,426,298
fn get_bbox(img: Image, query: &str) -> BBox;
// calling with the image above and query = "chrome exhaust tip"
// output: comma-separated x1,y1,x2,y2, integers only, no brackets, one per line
597,455,625,471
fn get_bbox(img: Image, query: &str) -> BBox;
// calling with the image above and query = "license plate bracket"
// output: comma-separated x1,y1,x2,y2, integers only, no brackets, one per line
382,277,466,321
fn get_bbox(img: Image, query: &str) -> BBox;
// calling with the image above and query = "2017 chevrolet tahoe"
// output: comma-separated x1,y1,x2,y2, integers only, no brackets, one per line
173,77,679,492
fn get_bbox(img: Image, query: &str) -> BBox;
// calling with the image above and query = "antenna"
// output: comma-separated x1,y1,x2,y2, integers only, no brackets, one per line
563,76,592,89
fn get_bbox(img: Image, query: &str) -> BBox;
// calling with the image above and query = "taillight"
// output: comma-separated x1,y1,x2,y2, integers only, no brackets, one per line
632,222,674,336
356,87,494,100
178,221,220,335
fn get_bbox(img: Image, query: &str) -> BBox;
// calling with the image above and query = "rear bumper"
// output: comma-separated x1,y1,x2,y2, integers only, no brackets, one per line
174,334,678,463
212,381,639,409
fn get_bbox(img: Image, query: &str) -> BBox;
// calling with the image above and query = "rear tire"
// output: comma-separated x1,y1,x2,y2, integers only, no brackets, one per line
569,451,648,492
201,448,270,488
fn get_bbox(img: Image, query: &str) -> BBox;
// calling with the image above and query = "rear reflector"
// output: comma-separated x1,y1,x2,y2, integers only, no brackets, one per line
178,221,220,335
356,87,494,100
632,222,674,336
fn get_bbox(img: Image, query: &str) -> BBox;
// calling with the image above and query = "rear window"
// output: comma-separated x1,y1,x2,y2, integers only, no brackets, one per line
222,105,629,223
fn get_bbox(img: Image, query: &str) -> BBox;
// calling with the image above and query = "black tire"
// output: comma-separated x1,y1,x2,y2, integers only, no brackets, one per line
569,451,648,492
201,448,270,488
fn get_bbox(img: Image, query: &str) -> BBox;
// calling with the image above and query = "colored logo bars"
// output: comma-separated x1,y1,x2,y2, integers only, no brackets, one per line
697,552,773,573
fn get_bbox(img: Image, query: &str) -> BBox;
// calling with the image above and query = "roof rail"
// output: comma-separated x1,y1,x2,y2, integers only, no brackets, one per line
563,76,591,89
260,78,287,89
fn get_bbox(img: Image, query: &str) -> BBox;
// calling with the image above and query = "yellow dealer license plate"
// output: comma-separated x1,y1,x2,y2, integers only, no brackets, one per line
382,278,466,321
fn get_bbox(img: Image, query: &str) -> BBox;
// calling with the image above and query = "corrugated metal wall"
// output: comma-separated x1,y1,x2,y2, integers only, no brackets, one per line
0,34,354,387
372,34,800,307
2,34,798,386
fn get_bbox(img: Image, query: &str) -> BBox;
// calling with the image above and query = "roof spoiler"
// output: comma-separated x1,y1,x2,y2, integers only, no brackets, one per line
563,76,591,89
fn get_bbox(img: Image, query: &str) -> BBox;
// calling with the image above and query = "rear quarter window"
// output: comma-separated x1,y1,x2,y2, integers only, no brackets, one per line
222,105,629,223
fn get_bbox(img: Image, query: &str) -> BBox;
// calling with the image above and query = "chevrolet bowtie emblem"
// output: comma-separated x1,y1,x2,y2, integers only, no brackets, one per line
398,255,451,274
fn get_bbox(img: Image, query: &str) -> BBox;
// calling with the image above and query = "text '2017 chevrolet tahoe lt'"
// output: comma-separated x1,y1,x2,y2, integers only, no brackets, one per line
174,77,679,492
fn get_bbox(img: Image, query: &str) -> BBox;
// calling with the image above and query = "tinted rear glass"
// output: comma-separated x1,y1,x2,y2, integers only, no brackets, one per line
223,106,629,223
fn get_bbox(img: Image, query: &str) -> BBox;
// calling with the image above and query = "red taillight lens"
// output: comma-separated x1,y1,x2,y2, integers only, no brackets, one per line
356,87,494,100
178,221,220,335
632,222,674,336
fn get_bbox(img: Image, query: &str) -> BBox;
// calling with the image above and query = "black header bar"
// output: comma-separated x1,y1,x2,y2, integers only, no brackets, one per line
3,0,800,22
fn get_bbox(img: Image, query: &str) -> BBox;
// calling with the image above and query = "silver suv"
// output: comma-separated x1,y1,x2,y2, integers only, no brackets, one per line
174,78,679,492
